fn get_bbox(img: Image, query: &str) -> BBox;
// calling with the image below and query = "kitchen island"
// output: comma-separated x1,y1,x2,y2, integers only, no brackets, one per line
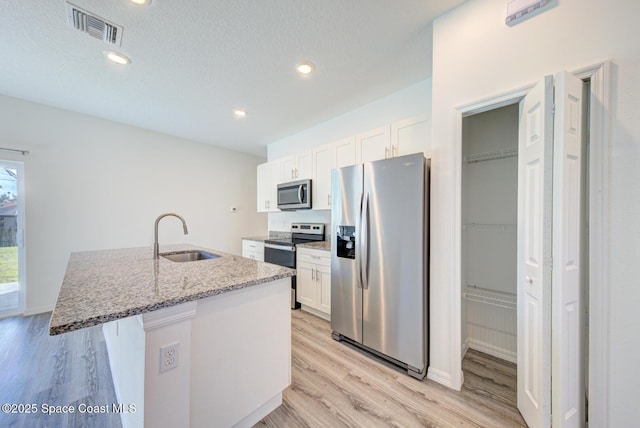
50,244,295,428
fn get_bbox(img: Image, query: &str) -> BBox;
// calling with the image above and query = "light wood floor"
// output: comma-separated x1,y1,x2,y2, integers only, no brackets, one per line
257,310,526,427
0,310,525,428
0,313,122,428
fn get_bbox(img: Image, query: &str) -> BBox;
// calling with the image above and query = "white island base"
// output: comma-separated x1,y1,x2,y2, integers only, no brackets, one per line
103,278,291,428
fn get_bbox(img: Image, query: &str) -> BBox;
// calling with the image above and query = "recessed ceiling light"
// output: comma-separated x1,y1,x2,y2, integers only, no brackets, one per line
296,61,315,75
130,0,151,5
233,109,247,118
105,51,131,65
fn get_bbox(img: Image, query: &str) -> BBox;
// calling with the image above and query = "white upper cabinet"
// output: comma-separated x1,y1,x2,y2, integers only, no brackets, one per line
280,150,311,182
312,144,331,210
256,160,281,212
256,114,429,213
331,136,357,169
391,113,430,157
356,125,392,163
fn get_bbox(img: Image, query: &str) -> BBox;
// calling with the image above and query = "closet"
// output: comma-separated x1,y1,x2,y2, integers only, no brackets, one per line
461,104,518,363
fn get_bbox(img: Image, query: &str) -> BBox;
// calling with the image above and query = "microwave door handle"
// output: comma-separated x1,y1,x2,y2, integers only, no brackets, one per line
298,184,304,203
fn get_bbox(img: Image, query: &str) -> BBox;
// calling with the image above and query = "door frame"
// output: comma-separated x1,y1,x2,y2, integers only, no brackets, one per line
0,159,26,318
451,61,610,426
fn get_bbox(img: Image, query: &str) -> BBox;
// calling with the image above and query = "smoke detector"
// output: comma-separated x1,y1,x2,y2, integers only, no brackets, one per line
65,2,123,46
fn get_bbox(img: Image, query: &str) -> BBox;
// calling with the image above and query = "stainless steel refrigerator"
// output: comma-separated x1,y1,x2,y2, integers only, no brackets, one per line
331,153,429,379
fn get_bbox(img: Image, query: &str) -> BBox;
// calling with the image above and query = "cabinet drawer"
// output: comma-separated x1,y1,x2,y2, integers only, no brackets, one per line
243,250,264,262
242,240,264,254
297,248,330,267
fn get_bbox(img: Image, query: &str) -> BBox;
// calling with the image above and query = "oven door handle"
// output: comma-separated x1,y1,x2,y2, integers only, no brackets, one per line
264,243,295,252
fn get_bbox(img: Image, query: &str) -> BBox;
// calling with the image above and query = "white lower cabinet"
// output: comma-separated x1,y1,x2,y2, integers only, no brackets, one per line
296,247,331,320
242,239,264,261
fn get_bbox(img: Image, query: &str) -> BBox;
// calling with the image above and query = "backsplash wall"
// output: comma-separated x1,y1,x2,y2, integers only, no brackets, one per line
268,210,331,234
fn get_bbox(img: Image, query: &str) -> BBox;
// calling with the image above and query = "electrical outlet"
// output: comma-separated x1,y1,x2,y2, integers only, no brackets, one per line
159,342,179,373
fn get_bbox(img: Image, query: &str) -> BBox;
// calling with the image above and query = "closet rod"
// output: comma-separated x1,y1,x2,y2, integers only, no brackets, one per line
0,147,29,155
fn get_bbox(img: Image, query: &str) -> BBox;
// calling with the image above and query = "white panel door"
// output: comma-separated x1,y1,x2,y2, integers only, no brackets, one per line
552,71,584,428
517,75,554,428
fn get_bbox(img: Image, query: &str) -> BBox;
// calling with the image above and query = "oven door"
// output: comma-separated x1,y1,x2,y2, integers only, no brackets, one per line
264,243,295,268
264,243,300,309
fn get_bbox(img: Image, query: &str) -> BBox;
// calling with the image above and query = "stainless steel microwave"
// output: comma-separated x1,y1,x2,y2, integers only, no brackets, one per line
277,179,312,210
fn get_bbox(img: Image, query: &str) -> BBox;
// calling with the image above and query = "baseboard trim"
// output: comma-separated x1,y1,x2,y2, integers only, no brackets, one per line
466,338,517,364
233,392,282,428
462,341,469,359
427,367,455,389
299,305,330,322
23,304,54,316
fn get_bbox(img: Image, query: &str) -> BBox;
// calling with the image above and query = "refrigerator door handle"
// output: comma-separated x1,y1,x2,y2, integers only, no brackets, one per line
355,192,363,289
360,192,369,289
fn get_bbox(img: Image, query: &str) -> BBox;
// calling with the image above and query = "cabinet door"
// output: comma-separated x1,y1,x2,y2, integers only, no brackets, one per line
280,155,296,181
332,136,357,169
312,144,331,210
296,150,312,180
256,163,269,212
357,125,391,163
317,265,331,315
242,240,264,261
391,114,429,157
267,160,281,211
297,262,316,307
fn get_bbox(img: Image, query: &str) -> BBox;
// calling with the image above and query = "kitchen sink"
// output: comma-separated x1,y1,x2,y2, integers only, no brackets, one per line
160,250,220,262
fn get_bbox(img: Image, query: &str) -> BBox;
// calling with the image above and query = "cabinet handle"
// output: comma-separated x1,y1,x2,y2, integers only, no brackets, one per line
392,145,396,157
385,146,389,159
311,268,315,281
328,194,331,206
295,168,299,178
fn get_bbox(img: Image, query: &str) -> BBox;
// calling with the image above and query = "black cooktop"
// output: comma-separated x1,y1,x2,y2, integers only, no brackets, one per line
264,223,325,246
264,236,321,246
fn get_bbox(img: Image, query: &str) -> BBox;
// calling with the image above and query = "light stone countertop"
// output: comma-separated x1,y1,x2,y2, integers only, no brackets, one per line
49,244,295,335
241,236,269,242
296,241,331,252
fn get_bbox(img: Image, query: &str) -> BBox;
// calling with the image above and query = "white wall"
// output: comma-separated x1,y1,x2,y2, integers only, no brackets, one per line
0,94,267,314
267,79,431,159
431,0,640,425
267,79,431,231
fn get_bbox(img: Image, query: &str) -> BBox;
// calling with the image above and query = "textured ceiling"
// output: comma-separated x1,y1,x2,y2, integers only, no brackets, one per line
0,0,465,156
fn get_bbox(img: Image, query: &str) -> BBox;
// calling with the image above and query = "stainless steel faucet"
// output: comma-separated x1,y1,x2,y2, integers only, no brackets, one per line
153,213,189,258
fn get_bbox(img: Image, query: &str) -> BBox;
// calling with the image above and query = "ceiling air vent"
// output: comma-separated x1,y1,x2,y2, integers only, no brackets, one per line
65,2,123,46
